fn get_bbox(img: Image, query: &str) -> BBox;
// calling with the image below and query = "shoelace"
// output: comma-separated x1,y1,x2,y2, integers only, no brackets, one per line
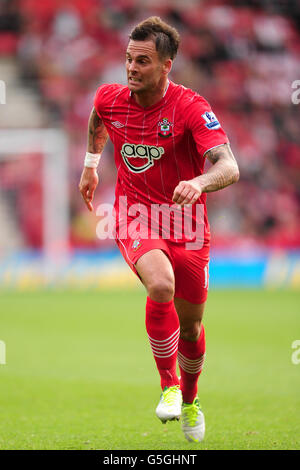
182,401,200,427
162,386,180,406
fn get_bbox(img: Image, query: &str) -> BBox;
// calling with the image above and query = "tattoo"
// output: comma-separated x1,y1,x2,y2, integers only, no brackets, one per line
204,143,235,164
196,143,239,192
87,107,109,153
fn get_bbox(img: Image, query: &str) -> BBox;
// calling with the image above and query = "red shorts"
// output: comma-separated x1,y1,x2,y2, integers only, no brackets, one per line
115,235,210,304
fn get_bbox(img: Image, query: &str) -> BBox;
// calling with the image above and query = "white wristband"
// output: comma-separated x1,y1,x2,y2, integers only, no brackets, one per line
84,152,102,168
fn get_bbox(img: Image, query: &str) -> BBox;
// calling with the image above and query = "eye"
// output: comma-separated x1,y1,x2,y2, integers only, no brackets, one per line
137,59,149,65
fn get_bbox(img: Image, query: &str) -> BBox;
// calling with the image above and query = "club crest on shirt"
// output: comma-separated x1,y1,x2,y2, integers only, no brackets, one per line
158,117,173,138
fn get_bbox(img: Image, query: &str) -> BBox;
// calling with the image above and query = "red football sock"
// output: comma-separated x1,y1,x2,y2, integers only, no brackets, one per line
145,296,180,390
178,324,206,403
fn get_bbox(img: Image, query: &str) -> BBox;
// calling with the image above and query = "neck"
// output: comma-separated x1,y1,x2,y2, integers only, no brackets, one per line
133,78,169,108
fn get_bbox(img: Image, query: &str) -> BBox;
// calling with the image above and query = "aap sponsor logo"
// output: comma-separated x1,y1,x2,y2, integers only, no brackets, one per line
121,143,164,173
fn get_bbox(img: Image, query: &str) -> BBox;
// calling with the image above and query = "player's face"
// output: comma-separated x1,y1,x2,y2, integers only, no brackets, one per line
126,40,171,94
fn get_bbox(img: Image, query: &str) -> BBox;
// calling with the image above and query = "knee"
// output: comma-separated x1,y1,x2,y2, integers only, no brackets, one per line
180,322,202,342
147,276,175,303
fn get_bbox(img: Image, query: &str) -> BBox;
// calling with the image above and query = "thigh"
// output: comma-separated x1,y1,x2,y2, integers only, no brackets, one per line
135,248,175,289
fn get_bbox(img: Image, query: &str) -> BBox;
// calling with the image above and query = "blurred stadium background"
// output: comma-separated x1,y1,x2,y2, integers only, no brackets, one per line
0,0,299,289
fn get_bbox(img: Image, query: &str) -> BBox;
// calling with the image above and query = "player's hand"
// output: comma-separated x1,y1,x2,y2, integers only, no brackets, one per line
172,178,202,206
79,167,99,211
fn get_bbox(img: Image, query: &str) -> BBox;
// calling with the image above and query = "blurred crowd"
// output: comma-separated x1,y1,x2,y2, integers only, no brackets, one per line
0,0,300,249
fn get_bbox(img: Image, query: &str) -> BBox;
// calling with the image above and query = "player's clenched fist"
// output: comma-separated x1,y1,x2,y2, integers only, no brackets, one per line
79,167,99,212
172,179,202,206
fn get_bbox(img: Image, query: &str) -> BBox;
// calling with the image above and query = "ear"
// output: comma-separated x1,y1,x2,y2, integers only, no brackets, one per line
162,58,172,75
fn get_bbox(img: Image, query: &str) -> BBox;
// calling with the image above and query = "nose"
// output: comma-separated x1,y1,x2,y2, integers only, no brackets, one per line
128,60,137,74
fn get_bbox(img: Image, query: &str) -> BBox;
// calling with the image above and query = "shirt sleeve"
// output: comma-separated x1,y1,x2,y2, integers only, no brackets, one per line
185,95,229,157
93,83,110,119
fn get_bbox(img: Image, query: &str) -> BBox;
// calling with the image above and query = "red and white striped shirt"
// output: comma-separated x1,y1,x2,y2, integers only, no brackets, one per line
94,80,229,244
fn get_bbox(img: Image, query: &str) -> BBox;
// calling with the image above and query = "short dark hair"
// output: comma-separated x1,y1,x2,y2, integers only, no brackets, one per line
129,16,180,61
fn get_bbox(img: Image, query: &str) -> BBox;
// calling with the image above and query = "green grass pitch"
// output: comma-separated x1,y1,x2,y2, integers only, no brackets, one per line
0,288,299,450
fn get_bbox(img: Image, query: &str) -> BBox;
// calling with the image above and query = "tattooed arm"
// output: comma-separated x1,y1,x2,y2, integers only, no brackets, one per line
79,107,109,211
195,143,239,193
172,143,239,205
86,107,109,154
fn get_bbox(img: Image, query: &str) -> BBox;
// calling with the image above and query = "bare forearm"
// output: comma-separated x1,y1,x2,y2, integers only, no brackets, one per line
195,144,239,193
79,107,107,211
87,107,108,153
173,144,239,205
